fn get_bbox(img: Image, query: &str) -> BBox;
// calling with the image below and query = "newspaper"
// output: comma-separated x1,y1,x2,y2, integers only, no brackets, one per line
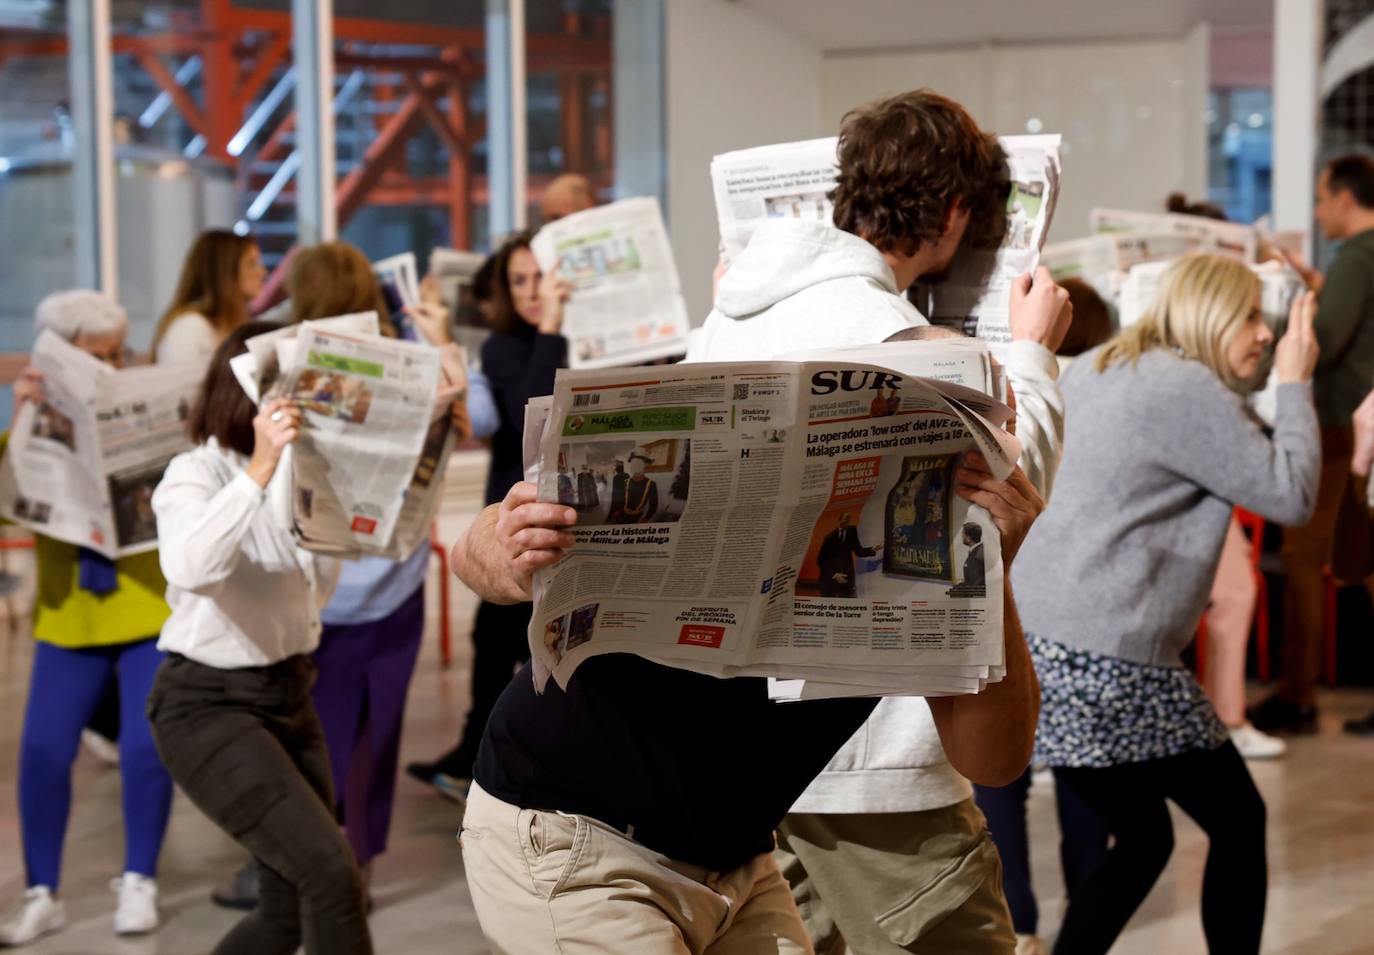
530,197,691,369
917,135,1063,353
1042,231,1197,306
522,344,1021,699
0,331,202,558
1090,207,1259,262
234,317,454,559
710,136,839,262
374,253,421,311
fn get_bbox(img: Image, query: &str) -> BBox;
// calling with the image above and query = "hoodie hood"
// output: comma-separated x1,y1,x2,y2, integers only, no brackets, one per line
715,220,899,319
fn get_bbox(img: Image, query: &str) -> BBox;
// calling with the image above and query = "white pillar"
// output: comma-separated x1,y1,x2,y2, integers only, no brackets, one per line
613,0,666,211
68,0,117,295
1272,0,1323,256
486,0,528,239
292,0,337,243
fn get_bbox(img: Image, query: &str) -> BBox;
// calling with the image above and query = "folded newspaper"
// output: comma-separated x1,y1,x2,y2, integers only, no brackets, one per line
711,136,840,262
917,135,1063,353
530,197,691,369
521,340,1020,701
233,313,456,559
0,331,203,558
1090,207,1259,262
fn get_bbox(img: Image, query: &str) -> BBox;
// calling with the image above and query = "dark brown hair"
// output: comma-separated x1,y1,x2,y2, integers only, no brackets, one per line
187,320,281,456
153,230,256,359
1057,278,1114,357
485,231,536,334
1326,154,1374,209
831,89,1007,256
1165,192,1228,220
287,241,395,335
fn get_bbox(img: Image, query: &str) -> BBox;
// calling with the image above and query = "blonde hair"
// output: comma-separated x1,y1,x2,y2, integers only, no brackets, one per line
287,241,395,336
1095,253,1261,391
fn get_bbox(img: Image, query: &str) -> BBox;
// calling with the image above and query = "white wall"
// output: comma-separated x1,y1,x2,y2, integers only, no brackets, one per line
821,36,1210,244
666,0,824,320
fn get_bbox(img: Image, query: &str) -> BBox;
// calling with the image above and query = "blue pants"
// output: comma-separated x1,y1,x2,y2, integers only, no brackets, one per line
311,587,425,867
18,638,173,890
973,769,1110,936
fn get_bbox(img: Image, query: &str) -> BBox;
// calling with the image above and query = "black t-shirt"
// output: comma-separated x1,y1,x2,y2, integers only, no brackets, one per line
474,654,877,872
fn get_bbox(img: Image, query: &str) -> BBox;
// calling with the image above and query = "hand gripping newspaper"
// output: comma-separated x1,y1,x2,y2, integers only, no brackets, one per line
915,135,1063,353
530,197,692,369
0,331,202,558
232,312,456,559
521,338,1021,702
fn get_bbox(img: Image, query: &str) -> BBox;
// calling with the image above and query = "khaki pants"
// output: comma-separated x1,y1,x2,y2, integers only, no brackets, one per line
460,784,813,954
775,798,1016,955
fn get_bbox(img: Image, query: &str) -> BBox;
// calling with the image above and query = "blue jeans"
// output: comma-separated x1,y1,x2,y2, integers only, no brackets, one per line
18,638,173,889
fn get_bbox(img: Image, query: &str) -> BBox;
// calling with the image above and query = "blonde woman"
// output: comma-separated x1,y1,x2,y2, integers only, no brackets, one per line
152,231,266,365
1011,254,1320,955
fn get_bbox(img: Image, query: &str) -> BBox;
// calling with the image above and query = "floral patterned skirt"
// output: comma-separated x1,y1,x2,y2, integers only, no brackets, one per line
1029,633,1229,769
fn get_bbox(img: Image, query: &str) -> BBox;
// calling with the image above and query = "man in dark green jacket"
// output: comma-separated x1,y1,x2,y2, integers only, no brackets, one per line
1253,154,1374,734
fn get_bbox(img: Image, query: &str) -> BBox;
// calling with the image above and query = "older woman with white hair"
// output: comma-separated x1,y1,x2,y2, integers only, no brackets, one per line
0,290,173,947
1012,254,1321,955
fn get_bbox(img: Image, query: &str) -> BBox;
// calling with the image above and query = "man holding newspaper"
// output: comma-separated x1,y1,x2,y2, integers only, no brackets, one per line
455,90,1071,954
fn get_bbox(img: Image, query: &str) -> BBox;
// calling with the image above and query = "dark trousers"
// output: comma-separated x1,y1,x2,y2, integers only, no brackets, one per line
147,654,372,955
973,769,1110,935
312,586,426,866
1050,742,1266,955
443,599,532,776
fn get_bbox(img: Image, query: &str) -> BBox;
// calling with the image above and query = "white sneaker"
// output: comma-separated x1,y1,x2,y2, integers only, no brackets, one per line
1231,722,1287,760
81,728,120,766
0,886,66,946
111,872,159,936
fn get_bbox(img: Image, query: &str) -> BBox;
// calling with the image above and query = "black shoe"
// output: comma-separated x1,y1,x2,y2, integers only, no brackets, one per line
1343,711,1374,736
1247,696,1318,734
405,759,442,785
211,861,259,911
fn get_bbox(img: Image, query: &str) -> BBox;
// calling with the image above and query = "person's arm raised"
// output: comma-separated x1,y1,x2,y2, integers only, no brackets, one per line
451,481,577,604
926,453,1043,787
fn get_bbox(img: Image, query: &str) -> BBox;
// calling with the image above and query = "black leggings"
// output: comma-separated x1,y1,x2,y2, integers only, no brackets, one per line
1051,741,1266,955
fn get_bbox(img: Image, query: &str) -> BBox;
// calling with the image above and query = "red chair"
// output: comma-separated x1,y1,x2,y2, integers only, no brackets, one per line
1323,565,1338,687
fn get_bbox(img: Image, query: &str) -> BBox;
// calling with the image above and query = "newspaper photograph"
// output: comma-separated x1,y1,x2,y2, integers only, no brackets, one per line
711,136,840,261
530,197,691,369
523,344,1021,699
918,135,1063,353
0,331,202,558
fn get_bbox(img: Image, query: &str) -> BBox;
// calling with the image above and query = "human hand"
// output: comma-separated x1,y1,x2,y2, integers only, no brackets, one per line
13,366,44,408
419,273,443,306
955,453,1044,565
1009,266,1072,353
405,301,453,346
1352,388,1374,479
497,482,578,593
1274,290,1319,384
1276,247,1324,293
537,262,573,335
246,398,302,488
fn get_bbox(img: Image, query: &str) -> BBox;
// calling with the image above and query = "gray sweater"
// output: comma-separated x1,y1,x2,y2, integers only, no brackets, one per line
1012,348,1319,667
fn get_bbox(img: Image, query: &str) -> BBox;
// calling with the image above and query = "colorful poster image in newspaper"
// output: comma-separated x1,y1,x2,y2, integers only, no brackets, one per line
544,603,600,665
554,436,689,524
883,454,958,583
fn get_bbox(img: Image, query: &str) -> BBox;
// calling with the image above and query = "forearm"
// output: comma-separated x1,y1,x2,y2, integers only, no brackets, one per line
451,504,529,604
929,577,1039,786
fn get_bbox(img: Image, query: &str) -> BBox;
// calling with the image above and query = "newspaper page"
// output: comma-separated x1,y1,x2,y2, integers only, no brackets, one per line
0,331,202,557
276,324,445,558
918,135,1063,353
1090,207,1259,262
523,351,1019,697
231,311,380,405
711,136,839,262
1042,231,1197,308
530,197,691,369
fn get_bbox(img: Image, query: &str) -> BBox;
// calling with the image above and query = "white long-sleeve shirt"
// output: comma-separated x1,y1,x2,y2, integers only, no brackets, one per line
153,439,338,668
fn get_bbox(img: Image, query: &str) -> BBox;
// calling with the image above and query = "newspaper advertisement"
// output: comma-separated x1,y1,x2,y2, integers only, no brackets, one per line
0,331,202,558
272,324,449,559
711,136,839,262
523,346,1020,699
1090,207,1259,262
918,135,1063,353
530,197,691,369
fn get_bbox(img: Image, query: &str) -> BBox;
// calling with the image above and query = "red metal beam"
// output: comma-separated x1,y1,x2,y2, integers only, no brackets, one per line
336,91,426,226
132,49,208,137
232,30,290,117
447,73,471,249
